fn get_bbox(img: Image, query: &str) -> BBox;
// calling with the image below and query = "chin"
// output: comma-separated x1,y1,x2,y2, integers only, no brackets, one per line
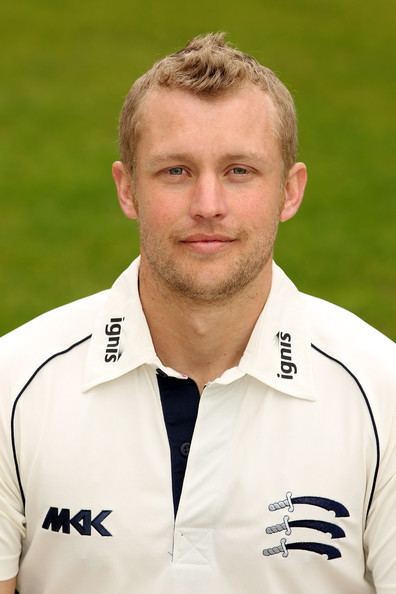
164,270,260,303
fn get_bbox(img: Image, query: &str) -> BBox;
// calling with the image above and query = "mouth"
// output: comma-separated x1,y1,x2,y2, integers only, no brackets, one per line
179,234,236,254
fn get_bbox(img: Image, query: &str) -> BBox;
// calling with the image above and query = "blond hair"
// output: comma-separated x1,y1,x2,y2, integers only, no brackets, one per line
119,33,297,173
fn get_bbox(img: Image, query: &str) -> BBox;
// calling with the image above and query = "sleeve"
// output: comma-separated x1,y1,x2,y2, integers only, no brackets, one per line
364,376,396,593
0,357,25,581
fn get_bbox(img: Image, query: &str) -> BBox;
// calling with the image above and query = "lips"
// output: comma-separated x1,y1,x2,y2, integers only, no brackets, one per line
180,234,236,254
182,234,235,243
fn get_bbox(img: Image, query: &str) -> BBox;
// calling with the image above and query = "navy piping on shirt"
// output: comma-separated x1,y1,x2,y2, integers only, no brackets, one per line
311,343,380,517
10,335,92,508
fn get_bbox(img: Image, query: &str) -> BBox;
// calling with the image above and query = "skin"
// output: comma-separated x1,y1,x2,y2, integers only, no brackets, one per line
0,577,16,594
113,84,307,392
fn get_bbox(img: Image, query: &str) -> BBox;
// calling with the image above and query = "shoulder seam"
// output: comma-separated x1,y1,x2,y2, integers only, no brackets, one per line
311,343,380,518
11,334,92,508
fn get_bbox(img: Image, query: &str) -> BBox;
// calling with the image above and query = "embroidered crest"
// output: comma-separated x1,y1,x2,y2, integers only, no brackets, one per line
263,491,349,560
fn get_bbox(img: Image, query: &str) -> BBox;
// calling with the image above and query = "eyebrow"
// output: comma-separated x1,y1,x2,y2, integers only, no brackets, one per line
221,152,267,163
147,153,193,166
147,151,267,166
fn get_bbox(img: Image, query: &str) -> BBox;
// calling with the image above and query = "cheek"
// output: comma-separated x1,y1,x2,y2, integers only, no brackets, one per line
238,200,281,230
235,181,283,218
137,197,181,235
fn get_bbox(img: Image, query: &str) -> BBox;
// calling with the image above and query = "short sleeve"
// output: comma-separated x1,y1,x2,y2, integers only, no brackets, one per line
0,367,25,580
364,390,396,592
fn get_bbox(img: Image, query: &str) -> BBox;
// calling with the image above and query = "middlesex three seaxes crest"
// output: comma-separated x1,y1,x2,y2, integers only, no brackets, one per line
262,491,350,560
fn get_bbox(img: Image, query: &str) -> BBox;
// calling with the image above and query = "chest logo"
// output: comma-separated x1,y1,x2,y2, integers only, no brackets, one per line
263,491,349,560
42,507,112,537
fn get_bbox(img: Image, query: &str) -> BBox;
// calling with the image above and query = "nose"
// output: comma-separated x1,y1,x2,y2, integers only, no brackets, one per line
189,173,228,220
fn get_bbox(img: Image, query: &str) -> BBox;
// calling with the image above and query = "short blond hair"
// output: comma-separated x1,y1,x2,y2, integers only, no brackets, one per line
119,33,297,173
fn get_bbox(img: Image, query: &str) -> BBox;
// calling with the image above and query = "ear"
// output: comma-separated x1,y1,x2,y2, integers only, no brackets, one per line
280,162,307,222
112,161,138,220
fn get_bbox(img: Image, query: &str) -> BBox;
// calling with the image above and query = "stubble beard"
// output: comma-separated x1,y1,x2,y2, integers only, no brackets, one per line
139,224,279,305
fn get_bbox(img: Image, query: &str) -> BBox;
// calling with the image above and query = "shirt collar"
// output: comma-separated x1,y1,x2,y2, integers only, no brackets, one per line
238,262,315,401
82,257,158,392
82,258,315,401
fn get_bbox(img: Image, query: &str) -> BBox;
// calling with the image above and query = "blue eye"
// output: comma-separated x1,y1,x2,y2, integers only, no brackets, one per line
231,167,248,175
168,167,184,175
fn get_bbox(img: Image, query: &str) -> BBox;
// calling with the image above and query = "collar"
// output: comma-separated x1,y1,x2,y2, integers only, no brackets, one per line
82,258,315,401
238,263,315,400
83,257,172,392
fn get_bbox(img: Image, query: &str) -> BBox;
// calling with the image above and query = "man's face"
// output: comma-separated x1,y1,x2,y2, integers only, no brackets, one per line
115,84,306,303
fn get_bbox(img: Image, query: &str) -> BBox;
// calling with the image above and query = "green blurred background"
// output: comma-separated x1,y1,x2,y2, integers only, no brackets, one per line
1,0,395,337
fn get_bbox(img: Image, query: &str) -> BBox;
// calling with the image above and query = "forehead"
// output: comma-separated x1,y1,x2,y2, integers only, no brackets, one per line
135,85,281,159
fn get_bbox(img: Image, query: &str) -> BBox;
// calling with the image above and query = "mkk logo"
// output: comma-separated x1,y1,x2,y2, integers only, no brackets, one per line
104,317,124,362
277,332,297,379
42,507,113,536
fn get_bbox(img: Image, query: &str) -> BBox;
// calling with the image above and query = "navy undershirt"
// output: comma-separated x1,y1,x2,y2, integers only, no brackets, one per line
156,370,200,516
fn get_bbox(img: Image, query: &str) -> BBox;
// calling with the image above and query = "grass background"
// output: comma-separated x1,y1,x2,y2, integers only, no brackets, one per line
1,0,395,338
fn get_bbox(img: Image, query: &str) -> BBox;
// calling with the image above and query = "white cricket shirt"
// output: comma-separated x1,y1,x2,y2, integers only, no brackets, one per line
0,258,395,594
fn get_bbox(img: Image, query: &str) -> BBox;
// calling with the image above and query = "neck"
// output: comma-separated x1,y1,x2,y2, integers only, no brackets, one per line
139,260,273,393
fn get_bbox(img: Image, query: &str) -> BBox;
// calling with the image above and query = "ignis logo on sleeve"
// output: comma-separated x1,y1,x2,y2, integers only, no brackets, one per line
277,332,297,379
104,317,124,362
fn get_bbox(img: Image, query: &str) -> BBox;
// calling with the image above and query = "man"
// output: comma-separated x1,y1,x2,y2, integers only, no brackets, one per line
0,33,395,594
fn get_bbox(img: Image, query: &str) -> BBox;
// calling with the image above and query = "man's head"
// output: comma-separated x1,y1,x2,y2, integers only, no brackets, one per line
113,34,307,304
118,33,297,177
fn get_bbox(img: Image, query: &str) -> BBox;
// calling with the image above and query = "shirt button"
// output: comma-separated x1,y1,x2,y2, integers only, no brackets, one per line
180,442,191,457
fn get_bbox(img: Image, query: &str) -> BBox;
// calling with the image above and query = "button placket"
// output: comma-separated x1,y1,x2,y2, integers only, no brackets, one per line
173,381,246,563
